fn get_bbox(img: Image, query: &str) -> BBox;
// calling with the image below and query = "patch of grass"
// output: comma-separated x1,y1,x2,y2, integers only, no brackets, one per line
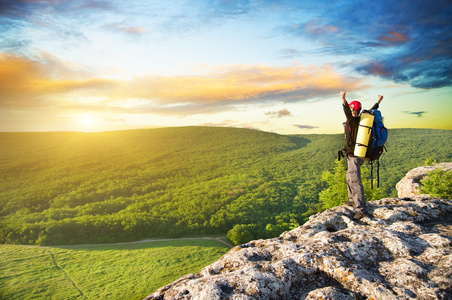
0,239,230,299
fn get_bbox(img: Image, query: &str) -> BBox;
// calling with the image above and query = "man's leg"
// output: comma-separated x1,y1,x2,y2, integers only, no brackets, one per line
346,156,366,213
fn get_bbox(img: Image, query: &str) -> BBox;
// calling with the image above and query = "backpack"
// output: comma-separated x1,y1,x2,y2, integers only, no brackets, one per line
362,109,388,188
365,109,388,161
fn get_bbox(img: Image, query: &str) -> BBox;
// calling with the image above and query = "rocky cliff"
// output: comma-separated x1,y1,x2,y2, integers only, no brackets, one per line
145,164,452,300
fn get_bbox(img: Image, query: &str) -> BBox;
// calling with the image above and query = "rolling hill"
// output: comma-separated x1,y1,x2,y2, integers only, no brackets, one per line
1,127,451,245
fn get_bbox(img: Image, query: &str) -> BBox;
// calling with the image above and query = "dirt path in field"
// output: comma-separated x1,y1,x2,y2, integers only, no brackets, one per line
47,249,85,297
50,236,234,248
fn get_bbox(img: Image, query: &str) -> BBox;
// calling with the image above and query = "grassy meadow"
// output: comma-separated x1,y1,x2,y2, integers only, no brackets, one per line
0,238,230,300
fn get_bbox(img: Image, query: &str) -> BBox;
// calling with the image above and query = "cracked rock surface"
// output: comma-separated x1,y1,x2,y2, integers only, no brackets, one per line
144,166,452,300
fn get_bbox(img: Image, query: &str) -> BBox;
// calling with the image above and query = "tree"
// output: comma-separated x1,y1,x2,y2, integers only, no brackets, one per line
227,224,255,245
425,157,437,166
420,169,452,199
319,160,348,209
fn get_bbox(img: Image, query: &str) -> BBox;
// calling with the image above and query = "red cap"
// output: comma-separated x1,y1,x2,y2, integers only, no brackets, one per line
349,101,361,111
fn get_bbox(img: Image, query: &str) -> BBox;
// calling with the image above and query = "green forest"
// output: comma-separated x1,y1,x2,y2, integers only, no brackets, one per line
1,127,451,246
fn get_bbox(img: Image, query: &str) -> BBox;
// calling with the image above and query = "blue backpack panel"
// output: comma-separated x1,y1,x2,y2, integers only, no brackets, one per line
363,109,388,188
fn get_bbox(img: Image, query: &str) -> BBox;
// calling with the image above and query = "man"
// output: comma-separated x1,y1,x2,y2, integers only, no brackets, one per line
341,91,383,219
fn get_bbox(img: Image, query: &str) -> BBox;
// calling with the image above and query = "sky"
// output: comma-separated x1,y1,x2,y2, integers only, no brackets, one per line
1,0,451,134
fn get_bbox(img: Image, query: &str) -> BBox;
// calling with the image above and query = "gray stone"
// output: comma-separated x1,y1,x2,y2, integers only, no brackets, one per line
144,166,452,300
396,162,452,199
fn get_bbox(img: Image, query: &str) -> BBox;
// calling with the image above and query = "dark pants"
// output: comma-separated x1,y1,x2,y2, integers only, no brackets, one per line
347,156,366,213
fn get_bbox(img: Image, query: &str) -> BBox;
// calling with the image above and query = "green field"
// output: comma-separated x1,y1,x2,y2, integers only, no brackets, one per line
0,238,230,300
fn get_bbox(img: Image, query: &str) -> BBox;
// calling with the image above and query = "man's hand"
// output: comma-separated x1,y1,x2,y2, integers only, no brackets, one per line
341,91,347,105
377,95,383,104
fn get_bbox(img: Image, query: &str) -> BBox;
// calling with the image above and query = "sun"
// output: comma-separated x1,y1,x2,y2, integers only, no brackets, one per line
75,114,100,131
79,115,94,125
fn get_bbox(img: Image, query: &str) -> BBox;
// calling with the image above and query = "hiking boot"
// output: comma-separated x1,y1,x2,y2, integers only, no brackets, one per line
354,211,365,219
344,201,354,207
354,211,372,219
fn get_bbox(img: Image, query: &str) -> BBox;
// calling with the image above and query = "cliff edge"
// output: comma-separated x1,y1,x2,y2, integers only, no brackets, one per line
145,164,452,299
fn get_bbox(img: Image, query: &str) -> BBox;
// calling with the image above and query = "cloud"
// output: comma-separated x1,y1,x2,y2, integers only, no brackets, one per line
0,0,114,16
0,54,364,115
0,0,33,17
294,124,318,130
357,56,452,89
403,111,427,118
109,23,147,35
290,18,339,40
378,31,410,44
0,0,114,27
355,61,394,77
277,48,302,58
0,53,113,107
265,108,292,118
282,0,452,89
207,0,253,15
0,0,112,56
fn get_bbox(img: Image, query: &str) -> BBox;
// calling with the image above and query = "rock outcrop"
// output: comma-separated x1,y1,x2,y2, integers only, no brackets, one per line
145,166,452,300
396,162,452,199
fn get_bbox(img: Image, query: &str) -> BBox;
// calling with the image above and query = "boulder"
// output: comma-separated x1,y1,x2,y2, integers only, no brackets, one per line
396,162,452,199
144,166,452,300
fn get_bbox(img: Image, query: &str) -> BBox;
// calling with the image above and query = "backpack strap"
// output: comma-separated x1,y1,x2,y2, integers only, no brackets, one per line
370,161,374,189
368,159,380,189
338,147,347,161
377,159,380,188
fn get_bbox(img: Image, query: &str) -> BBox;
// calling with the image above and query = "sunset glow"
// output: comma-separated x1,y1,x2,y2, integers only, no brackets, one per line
1,1,451,134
